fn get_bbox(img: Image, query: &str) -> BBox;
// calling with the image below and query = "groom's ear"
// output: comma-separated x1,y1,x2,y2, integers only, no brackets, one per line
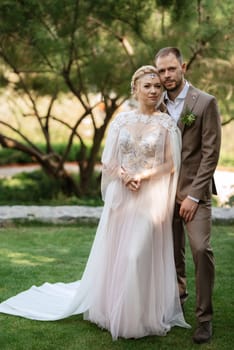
182,62,187,74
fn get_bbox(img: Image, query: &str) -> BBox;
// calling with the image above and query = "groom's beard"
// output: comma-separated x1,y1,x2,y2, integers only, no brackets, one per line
164,78,184,93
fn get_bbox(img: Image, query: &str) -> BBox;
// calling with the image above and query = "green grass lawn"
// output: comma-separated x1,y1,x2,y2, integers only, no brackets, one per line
0,223,233,350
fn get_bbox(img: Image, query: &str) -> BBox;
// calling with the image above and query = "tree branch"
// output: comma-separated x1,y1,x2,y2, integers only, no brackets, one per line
0,120,43,154
221,117,234,126
187,30,220,70
88,16,135,68
0,134,43,161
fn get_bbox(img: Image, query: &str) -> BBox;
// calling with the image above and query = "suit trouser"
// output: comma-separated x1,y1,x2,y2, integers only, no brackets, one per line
173,200,214,322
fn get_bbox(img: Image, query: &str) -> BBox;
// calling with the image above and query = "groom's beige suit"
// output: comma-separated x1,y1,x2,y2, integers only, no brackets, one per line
172,84,221,322
176,84,221,202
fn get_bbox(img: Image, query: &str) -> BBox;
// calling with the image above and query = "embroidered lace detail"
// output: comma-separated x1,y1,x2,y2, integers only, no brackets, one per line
119,128,162,172
109,111,175,174
111,111,177,132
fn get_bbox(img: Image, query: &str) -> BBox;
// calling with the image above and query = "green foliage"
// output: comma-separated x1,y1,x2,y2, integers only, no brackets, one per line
0,170,63,203
219,154,234,168
171,0,195,23
0,170,102,205
0,0,154,97
0,0,233,102
0,148,33,165
225,194,234,207
0,170,103,206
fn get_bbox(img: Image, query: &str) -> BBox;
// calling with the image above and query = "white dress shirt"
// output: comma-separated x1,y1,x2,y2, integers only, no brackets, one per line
164,80,190,123
165,80,199,203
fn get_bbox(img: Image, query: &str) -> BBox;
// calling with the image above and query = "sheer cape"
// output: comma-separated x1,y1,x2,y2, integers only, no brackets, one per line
0,111,190,339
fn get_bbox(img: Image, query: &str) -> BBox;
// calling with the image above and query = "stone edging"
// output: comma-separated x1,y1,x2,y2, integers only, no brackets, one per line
0,206,233,224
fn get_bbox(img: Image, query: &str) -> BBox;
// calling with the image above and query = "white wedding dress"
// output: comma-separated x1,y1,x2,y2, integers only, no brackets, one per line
0,111,190,339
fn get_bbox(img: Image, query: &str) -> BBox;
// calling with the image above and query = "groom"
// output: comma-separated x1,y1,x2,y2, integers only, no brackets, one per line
155,47,221,344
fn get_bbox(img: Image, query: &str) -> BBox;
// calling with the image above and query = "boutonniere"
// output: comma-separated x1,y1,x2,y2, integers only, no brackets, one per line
181,109,196,126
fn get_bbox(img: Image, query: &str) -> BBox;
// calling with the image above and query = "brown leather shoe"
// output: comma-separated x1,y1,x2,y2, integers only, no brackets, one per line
193,321,212,344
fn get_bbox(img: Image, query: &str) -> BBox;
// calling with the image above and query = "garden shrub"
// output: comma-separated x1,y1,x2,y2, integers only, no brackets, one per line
0,170,102,206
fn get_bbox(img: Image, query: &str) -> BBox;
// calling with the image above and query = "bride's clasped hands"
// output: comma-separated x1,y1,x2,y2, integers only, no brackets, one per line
120,167,142,192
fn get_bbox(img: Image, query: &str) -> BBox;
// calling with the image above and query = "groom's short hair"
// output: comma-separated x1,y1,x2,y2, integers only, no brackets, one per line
155,47,183,64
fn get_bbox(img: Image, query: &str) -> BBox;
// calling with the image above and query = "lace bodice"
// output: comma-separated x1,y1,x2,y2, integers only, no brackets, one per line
119,127,163,173
101,110,181,201
113,111,176,174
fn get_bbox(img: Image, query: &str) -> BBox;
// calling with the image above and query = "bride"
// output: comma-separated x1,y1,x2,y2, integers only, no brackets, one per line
0,65,190,340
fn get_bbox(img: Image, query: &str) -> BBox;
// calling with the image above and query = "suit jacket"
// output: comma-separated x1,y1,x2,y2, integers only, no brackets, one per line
169,84,221,203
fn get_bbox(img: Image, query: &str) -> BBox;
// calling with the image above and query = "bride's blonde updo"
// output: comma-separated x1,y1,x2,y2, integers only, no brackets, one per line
130,65,159,97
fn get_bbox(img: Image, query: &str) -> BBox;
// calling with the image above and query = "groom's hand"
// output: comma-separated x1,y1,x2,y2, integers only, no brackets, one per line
179,197,199,223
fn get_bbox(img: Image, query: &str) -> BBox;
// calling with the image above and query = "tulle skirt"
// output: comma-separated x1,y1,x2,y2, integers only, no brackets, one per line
0,177,190,339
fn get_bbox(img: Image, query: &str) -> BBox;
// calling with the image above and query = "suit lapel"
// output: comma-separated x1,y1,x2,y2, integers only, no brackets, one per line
178,85,198,133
